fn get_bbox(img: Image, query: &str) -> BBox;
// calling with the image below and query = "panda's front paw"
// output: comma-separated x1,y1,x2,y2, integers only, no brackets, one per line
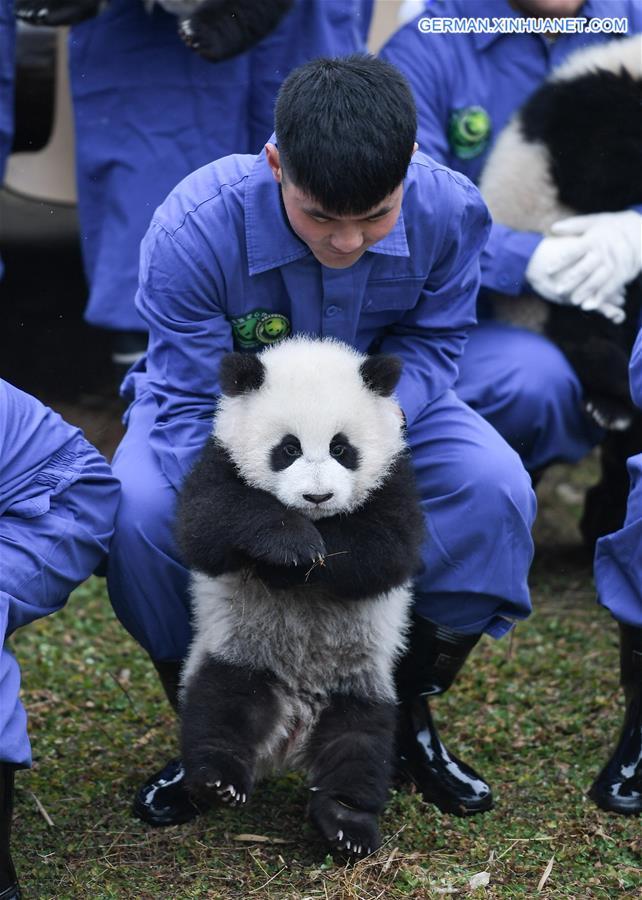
252,514,326,568
177,13,225,62
184,751,253,807
308,793,381,859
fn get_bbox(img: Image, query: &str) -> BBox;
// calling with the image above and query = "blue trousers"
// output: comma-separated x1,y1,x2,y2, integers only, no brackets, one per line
1,435,119,766
456,322,604,473
106,387,536,663
595,453,642,629
457,322,642,627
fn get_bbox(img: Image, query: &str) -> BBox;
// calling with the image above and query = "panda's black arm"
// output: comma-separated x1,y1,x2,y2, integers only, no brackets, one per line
309,454,425,599
177,439,325,577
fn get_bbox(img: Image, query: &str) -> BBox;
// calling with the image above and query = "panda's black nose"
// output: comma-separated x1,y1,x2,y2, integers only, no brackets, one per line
303,492,334,505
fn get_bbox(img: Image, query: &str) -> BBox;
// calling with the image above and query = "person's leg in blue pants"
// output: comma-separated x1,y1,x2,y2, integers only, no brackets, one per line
1,435,119,898
397,389,536,815
590,453,642,814
456,321,628,552
108,387,535,823
456,322,603,473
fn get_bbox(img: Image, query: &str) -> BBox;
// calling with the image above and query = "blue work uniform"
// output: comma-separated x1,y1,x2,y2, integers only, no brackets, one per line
0,0,15,281
595,331,642,628
380,0,642,472
106,146,536,663
69,0,369,332
0,381,119,767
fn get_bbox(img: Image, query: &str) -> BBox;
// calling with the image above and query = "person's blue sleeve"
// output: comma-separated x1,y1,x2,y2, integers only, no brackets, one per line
135,222,234,491
630,329,642,411
380,15,541,296
482,224,542,295
378,178,491,427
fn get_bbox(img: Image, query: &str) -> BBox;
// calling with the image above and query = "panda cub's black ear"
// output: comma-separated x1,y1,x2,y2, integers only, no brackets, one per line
219,352,265,396
360,355,402,397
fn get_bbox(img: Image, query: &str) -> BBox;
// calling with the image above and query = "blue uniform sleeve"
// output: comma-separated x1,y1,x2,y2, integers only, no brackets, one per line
378,178,491,427
630,329,642,411
380,16,541,296
135,222,234,491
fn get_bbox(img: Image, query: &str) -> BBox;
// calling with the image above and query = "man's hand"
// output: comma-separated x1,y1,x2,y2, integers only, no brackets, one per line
525,210,641,324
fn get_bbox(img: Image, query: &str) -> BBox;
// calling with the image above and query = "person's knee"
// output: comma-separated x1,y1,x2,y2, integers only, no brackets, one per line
466,441,536,526
501,336,580,428
112,464,178,558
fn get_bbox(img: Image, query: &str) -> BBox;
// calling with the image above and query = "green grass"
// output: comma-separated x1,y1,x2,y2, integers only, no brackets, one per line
9,459,642,898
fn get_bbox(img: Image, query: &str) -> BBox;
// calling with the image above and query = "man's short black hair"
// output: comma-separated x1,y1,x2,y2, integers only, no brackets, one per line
274,54,417,216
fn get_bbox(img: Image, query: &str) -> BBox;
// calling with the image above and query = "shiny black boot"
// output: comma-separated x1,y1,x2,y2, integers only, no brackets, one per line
133,660,209,827
0,763,20,900
589,624,642,814
395,615,493,816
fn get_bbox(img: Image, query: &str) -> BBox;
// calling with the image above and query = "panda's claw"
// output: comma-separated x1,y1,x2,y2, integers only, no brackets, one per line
336,830,343,842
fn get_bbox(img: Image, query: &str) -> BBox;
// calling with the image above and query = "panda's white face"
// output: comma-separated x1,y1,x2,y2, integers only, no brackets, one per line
214,338,405,520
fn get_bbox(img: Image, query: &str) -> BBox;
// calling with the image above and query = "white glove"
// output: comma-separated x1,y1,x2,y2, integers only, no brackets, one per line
525,233,627,323
549,211,642,310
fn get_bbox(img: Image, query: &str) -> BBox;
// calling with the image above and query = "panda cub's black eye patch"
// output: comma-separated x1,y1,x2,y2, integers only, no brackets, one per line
270,434,302,471
330,433,359,470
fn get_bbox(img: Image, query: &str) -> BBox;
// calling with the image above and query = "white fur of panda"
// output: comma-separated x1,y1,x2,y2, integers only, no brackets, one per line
177,336,425,856
478,34,642,428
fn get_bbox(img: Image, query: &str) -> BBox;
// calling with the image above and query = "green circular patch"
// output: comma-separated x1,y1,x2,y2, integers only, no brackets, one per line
448,106,491,160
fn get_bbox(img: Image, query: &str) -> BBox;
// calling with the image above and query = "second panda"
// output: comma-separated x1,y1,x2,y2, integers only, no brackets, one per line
176,337,425,856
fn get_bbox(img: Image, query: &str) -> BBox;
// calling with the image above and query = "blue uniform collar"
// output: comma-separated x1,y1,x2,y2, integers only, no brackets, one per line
244,146,409,276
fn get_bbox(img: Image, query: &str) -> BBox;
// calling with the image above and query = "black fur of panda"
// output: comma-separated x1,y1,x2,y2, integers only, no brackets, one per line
176,337,425,857
480,35,642,433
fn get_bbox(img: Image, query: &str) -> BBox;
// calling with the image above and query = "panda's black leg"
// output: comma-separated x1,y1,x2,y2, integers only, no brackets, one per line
181,657,281,808
306,694,397,857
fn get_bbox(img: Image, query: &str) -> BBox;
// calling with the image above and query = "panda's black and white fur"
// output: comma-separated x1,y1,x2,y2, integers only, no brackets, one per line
479,34,642,432
177,337,425,856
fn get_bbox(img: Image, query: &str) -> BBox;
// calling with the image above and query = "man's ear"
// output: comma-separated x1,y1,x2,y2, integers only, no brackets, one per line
411,141,419,157
265,143,283,183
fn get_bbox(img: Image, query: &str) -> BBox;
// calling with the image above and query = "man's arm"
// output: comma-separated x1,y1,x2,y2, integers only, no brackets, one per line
135,220,234,492
378,170,491,426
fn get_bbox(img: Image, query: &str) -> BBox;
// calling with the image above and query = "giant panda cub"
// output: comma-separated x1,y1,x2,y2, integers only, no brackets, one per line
176,337,425,856
479,34,642,433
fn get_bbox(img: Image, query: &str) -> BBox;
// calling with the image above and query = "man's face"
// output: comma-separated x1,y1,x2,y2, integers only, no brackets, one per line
265,144,405,269
281,180,404,269
511,0,585,15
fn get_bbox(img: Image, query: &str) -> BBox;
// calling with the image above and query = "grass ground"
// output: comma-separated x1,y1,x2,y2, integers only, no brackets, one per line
9,457,642,899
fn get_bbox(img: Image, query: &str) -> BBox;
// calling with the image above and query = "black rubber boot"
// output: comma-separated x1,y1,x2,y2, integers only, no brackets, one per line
151,659,182,712
133,660,209,827
0,763,20,900
395,615,493,816
133,758,208,827
589,624,642,815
